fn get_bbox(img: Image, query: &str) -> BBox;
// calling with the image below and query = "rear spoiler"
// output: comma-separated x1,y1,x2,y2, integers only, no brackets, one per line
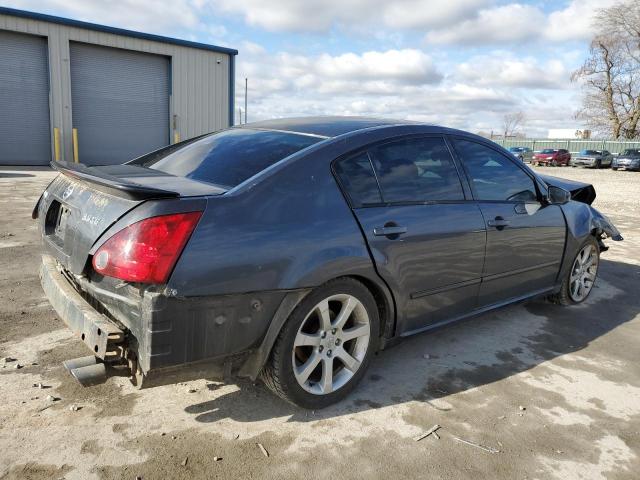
51,161,180,200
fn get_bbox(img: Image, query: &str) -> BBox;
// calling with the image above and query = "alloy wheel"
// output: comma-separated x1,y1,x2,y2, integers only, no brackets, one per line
569,244,598,302
292,294,371,395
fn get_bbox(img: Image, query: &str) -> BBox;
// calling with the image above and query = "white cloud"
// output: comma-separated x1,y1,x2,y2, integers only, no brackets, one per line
457,54,571,90
426,4,543,45
212,0,492,32
5,0,202,34
238,48,442,99
426,0,617,45
382,0,490,29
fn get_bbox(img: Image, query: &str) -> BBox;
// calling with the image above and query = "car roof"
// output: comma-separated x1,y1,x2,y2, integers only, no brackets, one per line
241,116,423,138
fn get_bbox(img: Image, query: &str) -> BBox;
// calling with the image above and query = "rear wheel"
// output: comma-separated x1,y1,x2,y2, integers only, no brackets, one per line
261,278,379,408
551,237,600,306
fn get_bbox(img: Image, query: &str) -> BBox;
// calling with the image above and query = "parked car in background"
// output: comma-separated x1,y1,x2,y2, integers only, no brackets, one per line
34,117,623,408
532,149,571,166
612,149,640,171
571,150,613,168
508,146,533,162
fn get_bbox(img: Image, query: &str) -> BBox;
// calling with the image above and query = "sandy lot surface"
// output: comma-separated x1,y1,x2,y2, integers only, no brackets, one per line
1,165,639,480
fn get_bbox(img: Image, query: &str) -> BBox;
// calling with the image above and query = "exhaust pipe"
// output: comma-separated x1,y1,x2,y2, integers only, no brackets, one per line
63,356,107,387
62,355,98,371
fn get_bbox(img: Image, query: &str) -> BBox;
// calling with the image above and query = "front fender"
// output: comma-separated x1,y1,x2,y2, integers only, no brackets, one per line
555,201,623,289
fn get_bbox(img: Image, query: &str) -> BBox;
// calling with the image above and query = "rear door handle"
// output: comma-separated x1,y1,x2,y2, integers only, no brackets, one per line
373,226,408,237
487,216,510,229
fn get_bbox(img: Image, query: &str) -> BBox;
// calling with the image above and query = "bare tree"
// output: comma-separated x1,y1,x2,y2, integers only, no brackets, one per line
502,111,526,138
572,1,640,139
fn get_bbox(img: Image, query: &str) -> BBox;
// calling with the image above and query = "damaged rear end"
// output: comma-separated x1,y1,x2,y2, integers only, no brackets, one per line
35,161,222,386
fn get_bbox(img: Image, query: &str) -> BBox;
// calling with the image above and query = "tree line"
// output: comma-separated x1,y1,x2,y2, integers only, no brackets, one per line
573,1,640,139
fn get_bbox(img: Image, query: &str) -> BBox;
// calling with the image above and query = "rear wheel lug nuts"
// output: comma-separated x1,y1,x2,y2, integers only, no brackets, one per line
331,328,337,334
327,350,332,357
319,345,324,352
335,339,340,346
321,331,327,339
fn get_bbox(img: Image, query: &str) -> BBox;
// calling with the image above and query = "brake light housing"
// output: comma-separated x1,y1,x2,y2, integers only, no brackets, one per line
92,211,202,284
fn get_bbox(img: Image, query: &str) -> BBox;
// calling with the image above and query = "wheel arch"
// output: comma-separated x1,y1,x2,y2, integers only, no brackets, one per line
237,273,396,381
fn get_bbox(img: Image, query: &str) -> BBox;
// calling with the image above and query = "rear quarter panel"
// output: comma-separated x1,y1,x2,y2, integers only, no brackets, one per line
168,137,386,298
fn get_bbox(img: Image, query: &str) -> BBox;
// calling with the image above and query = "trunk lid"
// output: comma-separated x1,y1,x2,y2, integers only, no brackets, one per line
36,162,225,275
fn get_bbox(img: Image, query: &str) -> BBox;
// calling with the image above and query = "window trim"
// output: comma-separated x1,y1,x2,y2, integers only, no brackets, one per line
448,135,544,204
331,133,471,209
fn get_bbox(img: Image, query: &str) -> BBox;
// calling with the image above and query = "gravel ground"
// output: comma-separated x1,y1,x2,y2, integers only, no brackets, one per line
0,165,639,480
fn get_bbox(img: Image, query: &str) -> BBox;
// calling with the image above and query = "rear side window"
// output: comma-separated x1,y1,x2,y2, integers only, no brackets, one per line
137,128,321,188
334,152,382,207
369,137,464,203
454,139,538,202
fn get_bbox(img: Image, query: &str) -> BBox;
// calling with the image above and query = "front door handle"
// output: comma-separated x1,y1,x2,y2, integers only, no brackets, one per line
487,216,510,230
373,225,408,237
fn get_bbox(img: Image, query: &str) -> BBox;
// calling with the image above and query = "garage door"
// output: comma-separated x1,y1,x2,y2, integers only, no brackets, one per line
0,31,51,166
70,43,169,165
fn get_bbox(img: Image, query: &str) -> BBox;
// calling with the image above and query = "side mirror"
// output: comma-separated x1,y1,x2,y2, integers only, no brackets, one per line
547,185,571,205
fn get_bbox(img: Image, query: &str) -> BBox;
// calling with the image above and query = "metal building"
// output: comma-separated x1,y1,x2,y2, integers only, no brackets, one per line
0,7,237,166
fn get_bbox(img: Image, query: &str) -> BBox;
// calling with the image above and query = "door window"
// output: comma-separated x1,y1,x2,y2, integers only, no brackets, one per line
454,139,538,202
333,152,383,207
369,137,464,203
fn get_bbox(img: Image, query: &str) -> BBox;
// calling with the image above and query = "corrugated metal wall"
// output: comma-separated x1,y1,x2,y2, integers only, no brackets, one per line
0,30,51,165
70,42,170,165
0,12,232,164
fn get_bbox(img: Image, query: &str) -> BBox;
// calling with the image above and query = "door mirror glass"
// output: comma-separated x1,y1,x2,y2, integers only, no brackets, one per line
547,185,571,205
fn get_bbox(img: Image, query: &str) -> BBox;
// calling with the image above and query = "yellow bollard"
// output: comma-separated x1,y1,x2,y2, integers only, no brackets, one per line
174,131,180,144
53,127,60,162
72,128,79,163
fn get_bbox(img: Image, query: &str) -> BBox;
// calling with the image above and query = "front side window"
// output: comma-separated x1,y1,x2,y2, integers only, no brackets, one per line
369,137,464,203
333,152,382,207
135,128,321,188
454,139,538,202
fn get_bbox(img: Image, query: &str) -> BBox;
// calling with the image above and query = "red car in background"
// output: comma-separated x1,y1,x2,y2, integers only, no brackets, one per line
532,148,571,166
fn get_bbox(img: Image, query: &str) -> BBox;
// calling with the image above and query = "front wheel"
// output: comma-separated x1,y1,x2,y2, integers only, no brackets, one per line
551,238,600,306
261,278,379,408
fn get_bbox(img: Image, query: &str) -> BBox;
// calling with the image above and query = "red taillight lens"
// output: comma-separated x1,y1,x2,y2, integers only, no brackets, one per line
92,211,202,284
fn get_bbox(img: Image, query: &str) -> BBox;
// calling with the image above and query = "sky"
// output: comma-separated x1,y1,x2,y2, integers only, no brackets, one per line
4,0,616,136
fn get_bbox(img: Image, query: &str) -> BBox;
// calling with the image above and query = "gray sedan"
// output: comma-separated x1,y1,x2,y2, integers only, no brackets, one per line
34,117,623,408
508,146,533,162
571,149,613,168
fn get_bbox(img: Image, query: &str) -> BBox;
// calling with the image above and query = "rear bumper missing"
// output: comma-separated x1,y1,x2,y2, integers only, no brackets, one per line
40,254,304,386
40,254,124,360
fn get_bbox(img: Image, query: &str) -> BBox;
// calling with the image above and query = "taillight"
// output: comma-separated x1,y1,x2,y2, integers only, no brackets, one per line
92,211,202,284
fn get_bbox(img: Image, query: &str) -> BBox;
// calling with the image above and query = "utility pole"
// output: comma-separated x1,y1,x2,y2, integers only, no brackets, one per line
244,78,248,124
238,107,242,125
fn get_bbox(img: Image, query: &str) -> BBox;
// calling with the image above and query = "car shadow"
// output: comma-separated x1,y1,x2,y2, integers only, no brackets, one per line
0,172,35,178
184,258,639,423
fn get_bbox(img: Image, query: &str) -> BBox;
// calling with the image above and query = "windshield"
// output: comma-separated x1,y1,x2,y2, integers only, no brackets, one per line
622,149,640,156
541,149,557,154
136,128,322,188
509,147,522,152
580,150,600,155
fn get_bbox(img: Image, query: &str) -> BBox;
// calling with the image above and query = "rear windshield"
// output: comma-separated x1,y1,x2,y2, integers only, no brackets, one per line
622,149,640,156
137,128,321,188
580,150,600,155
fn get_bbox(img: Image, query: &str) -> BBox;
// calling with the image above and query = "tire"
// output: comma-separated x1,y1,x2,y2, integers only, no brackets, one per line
612,167,618,171
595,159,602,169
261,278,380,409
550,237,600,306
